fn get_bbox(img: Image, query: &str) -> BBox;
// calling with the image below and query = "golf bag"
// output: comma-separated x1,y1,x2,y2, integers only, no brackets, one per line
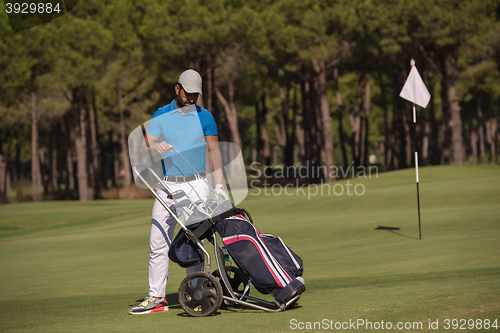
215,215,305,307
169,221,205,268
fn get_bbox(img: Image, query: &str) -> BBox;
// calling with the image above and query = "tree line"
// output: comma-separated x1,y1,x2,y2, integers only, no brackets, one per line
1,0,499,202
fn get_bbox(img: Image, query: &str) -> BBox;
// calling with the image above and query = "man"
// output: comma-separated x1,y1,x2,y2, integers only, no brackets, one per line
129,69,227,315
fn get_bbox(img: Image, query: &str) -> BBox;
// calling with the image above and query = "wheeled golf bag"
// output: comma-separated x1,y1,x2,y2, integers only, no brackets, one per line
215,215,305,307
169,221,205,268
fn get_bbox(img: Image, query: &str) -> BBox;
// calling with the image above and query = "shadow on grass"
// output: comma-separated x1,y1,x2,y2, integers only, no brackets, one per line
375,226,420,240
130,293,180,308
177,311,222,317
166,293,180,308
175,302,302,317
170,288,304,316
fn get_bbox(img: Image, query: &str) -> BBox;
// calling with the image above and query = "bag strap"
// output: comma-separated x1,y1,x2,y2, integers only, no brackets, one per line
190,219,214,241
188,206,252,243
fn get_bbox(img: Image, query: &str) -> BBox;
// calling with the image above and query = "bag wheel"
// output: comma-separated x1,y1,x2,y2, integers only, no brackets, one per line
212,266,249,307
178,272,223,317
287,299,298,310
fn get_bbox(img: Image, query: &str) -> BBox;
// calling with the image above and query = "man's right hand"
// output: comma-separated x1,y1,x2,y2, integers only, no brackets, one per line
154,142,174,155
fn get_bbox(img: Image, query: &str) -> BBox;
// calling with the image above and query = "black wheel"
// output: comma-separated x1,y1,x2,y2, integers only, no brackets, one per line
178,272,223,317
212,266,249,307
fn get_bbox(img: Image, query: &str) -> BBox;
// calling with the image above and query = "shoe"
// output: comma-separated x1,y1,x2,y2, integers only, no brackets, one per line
129,296,168,315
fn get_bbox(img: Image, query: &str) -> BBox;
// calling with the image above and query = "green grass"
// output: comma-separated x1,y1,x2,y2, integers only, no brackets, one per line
0,165,499,332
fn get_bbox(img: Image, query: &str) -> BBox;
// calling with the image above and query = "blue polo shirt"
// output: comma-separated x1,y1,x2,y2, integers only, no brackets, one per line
147,100,218,176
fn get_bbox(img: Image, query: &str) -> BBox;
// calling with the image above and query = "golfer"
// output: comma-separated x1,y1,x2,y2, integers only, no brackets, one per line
129,69,227,315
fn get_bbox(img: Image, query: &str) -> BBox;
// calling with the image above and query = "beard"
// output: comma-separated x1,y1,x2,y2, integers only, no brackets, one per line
175,95,196,114
175,95,190,108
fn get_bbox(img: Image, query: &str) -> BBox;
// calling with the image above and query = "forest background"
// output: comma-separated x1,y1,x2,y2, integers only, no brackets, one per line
1,0,500,202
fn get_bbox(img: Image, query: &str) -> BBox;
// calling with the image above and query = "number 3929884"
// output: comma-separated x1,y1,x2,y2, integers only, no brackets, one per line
5,2,62,14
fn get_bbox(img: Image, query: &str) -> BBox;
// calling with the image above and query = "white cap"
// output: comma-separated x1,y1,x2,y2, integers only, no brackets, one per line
178,69,203,94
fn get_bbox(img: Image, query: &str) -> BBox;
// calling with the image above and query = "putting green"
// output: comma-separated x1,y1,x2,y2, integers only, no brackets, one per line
0,165,499,332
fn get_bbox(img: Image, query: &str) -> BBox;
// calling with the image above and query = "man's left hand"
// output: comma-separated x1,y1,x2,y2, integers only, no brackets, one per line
215,184,229,201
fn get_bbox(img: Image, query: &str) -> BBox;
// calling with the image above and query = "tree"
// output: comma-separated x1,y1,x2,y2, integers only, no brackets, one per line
0,13,47,201
415,0,498,165
337,0,418,169
44,3,113,200
261,0,344,181
97,0,158,191
214,46,244,148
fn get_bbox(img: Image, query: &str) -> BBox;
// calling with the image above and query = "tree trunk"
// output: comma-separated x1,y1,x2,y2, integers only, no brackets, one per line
377,70,391,168
207,63,213,114
497,124,500,158
118,85,132,189
90,91,102,198
279,85,295,168
260,94,271,166
288,86,298,167
0,136,6,202
334,67,348,168
251,147,257,164
31,91,42,201
470,120,478,163
349,111,361,168
486,118,497,163
440,52,463,165
272,146,278,166
208,65,228,141
66,127,76,193
300,73,320,183
439,75,452,164
254,94,271,169
12,136,20,190
300,76,311,179
477,98,487,163
4,136,13,200
393,71,407,169
114,158,120,190
0,157,5,202
350,75,364,168
427,71,440,165
296,123,304,164
362,74,371,166
423,122,431,161
39,147,49,195
276,86,288,161
66,148,75,191
310,74,323,182
492,118,498,162
51,144,58,193
254,100,264,175
405,120,412,167
107,131,117,188
72,87,91,201
312,58,335,182
447,81,464,164
214,81,242,148
274,123,286,152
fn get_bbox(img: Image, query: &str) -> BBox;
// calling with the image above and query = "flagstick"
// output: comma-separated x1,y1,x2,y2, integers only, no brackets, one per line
411,59,422,240
414,104,422,240
400,59,429,240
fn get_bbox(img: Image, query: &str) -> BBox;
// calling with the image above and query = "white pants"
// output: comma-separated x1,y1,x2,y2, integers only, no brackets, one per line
149,178,209,298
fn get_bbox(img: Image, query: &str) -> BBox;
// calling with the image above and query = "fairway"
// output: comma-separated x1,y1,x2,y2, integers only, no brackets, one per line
0,165,499,332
